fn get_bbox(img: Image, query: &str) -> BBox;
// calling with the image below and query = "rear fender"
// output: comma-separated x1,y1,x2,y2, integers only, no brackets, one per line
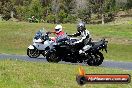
100,40,108,53
90,40,108,53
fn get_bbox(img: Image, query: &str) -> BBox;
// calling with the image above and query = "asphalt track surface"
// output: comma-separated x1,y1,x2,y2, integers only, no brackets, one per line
0,54,132,70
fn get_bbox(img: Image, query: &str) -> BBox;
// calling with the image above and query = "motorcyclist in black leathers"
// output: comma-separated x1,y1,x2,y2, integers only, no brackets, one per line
68,22,92,54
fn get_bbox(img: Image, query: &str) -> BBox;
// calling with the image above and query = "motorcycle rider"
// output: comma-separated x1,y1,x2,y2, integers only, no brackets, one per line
50,24,68,43
68,22,92,54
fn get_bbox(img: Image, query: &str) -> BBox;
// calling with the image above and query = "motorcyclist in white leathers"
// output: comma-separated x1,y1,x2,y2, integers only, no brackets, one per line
68,22,92,54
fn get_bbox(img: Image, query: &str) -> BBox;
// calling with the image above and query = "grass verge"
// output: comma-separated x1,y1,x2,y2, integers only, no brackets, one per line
0,59,132,88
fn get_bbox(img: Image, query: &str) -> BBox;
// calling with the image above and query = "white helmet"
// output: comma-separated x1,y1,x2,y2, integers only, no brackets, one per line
55,25,62,33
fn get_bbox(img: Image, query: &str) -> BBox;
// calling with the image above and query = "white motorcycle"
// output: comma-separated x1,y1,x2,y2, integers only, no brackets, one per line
27,29,55,58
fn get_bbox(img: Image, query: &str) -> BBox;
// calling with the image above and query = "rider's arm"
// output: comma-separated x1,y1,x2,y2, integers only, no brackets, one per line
68,32,81,37
73,36,86,44
50,31,56,34
73,30,90,44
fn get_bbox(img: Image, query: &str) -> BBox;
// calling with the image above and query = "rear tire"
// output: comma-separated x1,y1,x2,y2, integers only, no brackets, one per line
87,52,104,66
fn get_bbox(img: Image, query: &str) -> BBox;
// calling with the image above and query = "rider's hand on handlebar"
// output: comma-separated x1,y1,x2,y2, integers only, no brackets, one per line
46,32,51,34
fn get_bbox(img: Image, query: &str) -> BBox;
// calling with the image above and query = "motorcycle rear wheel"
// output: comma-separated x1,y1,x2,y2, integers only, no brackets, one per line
87,52,104,66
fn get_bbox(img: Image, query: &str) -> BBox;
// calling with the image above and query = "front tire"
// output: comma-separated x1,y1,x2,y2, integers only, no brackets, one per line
46,51,60,63
27,48,40,58
87,52,104,66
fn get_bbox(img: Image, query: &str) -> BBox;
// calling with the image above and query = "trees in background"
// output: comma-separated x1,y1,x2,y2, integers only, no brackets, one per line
0,0,14,20
0,0,131,23
127,0,132,9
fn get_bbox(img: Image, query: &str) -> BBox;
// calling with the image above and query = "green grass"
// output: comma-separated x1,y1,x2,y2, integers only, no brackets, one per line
103,43,132,62
89,24,132,39
0,59,132,88
128,21,132,25
0,21,132,61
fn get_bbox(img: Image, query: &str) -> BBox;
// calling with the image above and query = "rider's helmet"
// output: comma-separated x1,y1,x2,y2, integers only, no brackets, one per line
32,16,35,19
55,25,62,33
77,22,86,32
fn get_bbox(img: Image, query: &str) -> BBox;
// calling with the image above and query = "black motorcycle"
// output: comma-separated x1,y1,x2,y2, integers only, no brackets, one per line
85,38,108,66
46,37,108,66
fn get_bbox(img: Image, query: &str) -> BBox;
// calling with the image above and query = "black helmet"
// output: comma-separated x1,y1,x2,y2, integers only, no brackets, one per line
77,22,86,32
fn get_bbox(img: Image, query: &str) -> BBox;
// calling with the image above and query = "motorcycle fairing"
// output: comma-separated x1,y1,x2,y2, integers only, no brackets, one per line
28,45,34,49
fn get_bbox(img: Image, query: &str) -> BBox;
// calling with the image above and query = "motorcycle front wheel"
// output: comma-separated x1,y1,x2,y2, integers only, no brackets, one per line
46,51,60,63
27,48,40,58
87,52,104,66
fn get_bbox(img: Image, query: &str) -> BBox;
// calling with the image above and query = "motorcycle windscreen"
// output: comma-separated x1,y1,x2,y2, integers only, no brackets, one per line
34,29,46,40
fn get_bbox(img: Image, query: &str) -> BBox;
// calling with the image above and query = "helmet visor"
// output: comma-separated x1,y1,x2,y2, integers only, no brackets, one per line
55,28,60,32
77,26,84,31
